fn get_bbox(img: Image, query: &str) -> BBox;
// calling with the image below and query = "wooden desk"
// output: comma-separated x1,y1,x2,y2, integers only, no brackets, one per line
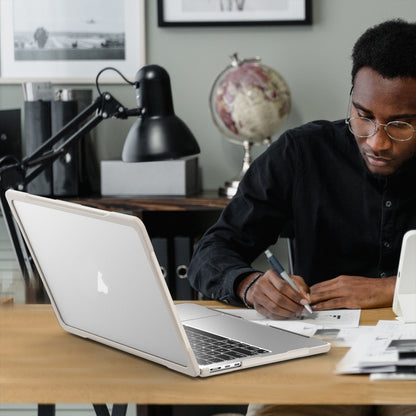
1,302,415,406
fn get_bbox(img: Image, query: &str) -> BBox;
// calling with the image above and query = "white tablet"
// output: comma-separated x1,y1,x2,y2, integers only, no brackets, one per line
393,230,416,322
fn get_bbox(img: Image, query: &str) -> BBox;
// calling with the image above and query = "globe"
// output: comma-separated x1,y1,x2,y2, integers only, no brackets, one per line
210,53,291,196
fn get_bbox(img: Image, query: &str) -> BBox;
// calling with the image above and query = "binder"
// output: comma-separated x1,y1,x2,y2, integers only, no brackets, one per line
0,109,22,159
51,100,79,196
59,89,99,196
24,101,52,196
173,236,195,300
151,237,171,287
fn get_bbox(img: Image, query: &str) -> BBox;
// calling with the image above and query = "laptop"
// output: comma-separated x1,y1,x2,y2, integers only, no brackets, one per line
6,189,330,377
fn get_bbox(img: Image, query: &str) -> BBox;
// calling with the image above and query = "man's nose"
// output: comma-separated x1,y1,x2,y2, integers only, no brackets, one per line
365,127,392,152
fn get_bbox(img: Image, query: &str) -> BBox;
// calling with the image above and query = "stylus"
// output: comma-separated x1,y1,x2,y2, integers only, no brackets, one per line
264,249,313,314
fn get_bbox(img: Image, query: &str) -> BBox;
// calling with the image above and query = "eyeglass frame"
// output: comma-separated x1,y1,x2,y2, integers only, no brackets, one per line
345,91,416,142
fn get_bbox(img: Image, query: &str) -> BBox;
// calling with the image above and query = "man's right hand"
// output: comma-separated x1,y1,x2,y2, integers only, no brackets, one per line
237,270,311,319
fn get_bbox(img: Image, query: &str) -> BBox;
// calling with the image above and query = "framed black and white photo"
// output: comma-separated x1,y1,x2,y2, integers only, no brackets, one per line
158,0,312,27
0,0,146,83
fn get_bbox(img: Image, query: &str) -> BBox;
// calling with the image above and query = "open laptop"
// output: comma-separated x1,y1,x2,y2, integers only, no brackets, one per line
6,189,330,377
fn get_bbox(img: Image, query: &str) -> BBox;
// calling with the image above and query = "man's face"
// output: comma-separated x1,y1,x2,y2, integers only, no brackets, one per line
351,67,416,176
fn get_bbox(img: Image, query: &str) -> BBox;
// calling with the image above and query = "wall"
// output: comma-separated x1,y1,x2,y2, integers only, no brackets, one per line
145,0,416,190
1,0,416,192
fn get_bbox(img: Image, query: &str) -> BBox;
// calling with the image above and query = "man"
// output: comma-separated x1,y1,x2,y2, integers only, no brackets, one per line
188,19,416,415
189,18,416,319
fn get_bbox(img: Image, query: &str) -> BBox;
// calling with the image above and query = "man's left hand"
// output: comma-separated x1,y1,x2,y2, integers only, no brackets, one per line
309,275,396,310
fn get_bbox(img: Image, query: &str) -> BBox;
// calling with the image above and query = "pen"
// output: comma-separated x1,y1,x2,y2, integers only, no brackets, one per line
264,249,313,314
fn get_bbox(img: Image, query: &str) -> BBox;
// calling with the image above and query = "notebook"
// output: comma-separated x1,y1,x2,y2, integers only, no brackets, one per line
6,189,330,377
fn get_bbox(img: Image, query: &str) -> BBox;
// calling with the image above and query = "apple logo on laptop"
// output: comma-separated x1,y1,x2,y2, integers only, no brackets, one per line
97,270,109,294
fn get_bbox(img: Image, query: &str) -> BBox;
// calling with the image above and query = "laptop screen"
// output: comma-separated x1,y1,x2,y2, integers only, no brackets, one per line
12,198,191,366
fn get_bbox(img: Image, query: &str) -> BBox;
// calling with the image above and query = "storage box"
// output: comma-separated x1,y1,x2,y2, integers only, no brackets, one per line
100,157,200,196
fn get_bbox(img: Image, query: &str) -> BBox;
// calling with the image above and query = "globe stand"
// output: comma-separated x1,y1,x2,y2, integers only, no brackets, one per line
219,139,268,197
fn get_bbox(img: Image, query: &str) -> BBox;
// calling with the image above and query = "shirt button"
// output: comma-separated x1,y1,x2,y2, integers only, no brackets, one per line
379,272,387,278
385,200,392,208
383,241,391,248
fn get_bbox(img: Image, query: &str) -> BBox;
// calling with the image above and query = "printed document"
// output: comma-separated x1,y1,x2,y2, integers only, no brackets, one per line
336,320,416,376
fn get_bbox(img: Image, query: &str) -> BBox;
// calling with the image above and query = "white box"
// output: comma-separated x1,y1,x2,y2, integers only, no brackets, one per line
100,157,200,196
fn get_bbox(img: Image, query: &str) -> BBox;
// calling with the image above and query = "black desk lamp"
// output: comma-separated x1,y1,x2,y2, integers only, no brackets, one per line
123,65,200,161
0,65,200,302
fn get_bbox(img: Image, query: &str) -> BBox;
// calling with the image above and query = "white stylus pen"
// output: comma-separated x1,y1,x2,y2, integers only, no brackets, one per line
264,249,313,314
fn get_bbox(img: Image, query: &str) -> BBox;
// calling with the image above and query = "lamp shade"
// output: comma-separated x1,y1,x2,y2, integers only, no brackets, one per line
122,65,200,162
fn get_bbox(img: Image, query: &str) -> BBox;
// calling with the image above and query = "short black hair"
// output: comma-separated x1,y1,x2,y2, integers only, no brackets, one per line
351,19,416,84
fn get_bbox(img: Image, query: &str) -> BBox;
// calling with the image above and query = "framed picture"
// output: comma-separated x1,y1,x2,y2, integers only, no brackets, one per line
158,0,312,27
0,0,146,83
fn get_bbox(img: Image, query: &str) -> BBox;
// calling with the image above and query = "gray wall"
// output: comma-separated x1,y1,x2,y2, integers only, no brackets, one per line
2,0,416,190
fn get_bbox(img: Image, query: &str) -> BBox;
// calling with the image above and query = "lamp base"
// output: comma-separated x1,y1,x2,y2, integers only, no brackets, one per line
101,157,200,196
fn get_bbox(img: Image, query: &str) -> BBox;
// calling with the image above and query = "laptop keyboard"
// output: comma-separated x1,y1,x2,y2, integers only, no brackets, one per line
184,325,270,366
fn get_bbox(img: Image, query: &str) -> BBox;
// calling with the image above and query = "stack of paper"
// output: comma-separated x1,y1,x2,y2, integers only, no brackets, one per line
218,308,416,379
336,320,416,380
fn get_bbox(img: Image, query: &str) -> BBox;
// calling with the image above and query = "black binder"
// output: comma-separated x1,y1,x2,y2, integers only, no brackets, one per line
151,237,171,287
51,100,79,196
173,236,195,300
0,109,22,159
24,101,52,196
61,89,99,196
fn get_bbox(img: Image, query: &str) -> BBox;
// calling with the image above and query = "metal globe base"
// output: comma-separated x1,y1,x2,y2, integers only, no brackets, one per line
219,139,257,198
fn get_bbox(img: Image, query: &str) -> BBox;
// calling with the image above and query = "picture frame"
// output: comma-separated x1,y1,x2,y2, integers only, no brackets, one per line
158,0,312,27
0,0,146,83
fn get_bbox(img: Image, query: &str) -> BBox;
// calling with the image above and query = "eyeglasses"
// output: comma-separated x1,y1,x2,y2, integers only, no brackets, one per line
345,117,416,142
345,92,416,142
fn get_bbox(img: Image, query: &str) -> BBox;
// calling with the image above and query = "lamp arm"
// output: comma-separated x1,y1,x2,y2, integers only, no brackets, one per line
0,92,137,302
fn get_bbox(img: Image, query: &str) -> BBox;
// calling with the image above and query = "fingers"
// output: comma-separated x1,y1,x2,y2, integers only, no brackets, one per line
250,270,310,319
291,275,312,303
309,275,396,310
310,276,356,310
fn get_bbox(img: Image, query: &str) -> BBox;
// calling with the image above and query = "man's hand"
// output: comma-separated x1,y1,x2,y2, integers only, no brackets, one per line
237,270,311,319
310,275,396,310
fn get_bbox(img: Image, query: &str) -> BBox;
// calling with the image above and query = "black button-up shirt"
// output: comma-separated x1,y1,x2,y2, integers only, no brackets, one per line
188,119,416,305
